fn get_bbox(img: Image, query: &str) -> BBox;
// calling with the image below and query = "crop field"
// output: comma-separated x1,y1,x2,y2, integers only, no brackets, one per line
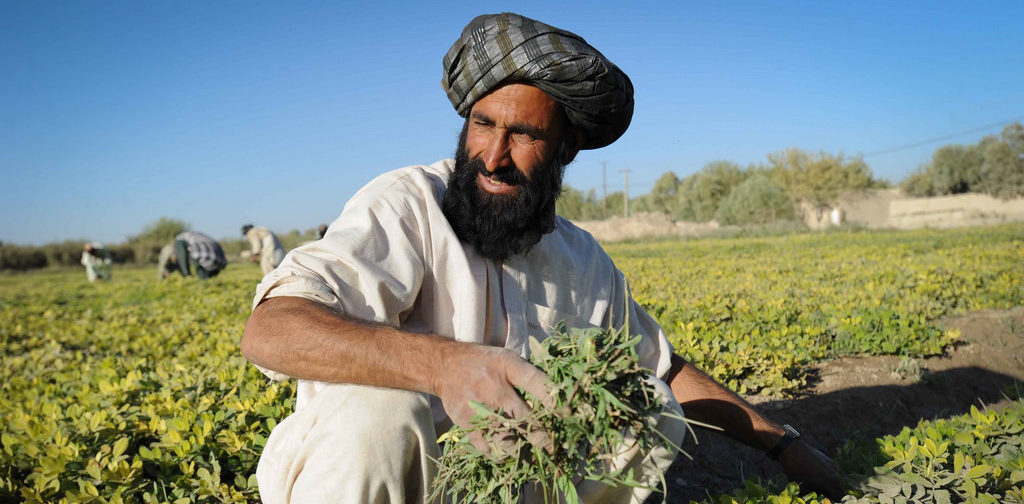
2,224,1023,503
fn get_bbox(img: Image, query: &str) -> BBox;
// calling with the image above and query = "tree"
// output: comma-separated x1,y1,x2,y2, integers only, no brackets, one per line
676,161,748,221
977,123,1024,199
131,217,190,243
901,143,984,197
768,148,876,214
646,171,681,215
899,122,1024,200
557,186,607,221
714,174,795,225
128,217,190,264
556,186,588,221
603,191,625,218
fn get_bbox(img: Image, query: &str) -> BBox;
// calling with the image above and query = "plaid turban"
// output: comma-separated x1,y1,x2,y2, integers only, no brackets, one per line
442,13,634,150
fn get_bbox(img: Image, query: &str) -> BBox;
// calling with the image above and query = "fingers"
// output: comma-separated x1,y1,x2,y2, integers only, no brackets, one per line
496,387,533,420
467,431,489,454
504,357,556,410
525,425,554,453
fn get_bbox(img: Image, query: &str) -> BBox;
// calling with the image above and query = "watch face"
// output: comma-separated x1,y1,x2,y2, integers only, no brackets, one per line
784,424,800,437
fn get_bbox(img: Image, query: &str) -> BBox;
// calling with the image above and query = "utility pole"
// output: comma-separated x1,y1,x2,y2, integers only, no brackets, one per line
619,169,631,218
601,161,607,216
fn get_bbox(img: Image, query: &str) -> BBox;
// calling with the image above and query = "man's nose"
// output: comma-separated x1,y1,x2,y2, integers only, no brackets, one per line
481,133,511,173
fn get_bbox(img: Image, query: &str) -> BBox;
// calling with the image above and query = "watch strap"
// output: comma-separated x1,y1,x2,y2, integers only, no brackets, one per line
767,424,800,460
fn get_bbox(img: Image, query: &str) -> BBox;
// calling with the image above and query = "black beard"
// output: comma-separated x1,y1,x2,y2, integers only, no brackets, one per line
442,123,566,260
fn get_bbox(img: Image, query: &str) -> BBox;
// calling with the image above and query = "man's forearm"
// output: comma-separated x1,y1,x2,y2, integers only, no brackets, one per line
241,296,456,396
667,353,784,452
241,295,554,434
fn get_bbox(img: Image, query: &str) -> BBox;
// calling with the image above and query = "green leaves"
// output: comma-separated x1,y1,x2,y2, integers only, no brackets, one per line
837,401,1024,504
0,266,293,503
610,224,1024,397
431,325,682,503
3,225,1023,504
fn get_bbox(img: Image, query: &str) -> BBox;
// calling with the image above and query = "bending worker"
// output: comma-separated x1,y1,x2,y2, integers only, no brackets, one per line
242,224,285,275
80,242,112,282
241,12,845,503
158,230,227,280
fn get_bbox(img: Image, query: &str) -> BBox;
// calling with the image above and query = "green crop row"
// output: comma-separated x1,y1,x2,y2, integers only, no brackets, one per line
700,397,1024,504
1,267,293,503
1,224,1022,503
607,225,1024,396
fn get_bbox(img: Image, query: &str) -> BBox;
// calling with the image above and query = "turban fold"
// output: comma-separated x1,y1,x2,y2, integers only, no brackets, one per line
442,12,634,150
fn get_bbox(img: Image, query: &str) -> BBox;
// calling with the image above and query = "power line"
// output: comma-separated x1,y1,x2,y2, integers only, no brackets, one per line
863,116,1022,157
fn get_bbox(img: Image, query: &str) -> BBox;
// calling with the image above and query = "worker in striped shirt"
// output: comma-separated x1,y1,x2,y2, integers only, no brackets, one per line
158,231,227,280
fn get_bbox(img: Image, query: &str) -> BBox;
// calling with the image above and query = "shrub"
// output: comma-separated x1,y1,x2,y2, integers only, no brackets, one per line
676,161,749,222
977,123,1024,199
900,122,1024,200
127,217,189,264
714,174,795,225
0,244,48,270
40,240,88,267
768,148,879,213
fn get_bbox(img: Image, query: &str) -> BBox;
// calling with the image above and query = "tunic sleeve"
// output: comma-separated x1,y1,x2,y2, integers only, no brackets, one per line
250,171,433,381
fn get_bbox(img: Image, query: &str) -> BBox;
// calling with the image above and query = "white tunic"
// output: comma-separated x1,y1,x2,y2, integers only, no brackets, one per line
251,159,675,425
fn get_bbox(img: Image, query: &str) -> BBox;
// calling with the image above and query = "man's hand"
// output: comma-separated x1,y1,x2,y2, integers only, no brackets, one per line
667,355,847,499
777,440,847,500
432,344,553,455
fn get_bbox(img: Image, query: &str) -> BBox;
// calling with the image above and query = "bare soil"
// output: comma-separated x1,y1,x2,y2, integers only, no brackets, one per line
662,307,1024,503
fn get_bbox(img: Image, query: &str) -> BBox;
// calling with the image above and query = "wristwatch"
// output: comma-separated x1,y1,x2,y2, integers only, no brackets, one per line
767,424,801,460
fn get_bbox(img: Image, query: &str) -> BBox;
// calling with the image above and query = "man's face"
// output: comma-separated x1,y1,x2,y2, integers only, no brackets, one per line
442,83,575,260
464,83,566,195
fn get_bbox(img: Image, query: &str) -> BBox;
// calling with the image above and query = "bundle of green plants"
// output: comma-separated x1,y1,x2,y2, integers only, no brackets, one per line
430,324,687,504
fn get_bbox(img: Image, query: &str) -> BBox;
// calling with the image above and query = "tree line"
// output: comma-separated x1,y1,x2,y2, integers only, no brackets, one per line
0,218,319,272
556,122,1024,223
900,122,1024,198
4,122,1022,271
557,149,886,224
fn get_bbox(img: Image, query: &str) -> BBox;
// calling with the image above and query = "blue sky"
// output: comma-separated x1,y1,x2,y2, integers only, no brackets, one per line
2,1,1021,245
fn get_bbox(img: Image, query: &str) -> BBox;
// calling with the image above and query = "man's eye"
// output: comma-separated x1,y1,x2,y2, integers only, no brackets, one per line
511,132,534,144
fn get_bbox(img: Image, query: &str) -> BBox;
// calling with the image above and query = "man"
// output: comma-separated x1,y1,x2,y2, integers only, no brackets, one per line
242,224,286,274
158,230,227,280
241,13,844,503
80,242,112,282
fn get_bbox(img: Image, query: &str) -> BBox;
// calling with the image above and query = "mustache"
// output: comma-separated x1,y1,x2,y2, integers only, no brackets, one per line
464,157,530,187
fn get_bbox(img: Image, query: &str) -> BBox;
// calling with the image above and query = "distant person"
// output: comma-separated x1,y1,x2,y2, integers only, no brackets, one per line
80,242,112,282
158,231,227,280
242,224,285,275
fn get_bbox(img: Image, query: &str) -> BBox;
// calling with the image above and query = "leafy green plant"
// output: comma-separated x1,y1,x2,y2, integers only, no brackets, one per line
836,402,1024,504
890,357,923,381
2,224,1023,503
610,224,1024,397
0,266,293,503
431,325,687,504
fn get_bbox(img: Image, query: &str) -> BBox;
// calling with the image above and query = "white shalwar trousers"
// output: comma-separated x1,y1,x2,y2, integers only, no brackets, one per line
255,380,687,504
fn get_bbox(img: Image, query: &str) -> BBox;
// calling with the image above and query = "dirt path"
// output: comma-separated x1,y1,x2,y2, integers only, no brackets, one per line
662,307,1024,502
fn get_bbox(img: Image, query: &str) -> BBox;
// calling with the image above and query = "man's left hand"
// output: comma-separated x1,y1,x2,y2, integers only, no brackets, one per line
777,440,847,500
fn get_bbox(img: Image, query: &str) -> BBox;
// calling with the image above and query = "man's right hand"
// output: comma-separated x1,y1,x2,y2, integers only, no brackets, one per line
432,344,553,455
242,297,555,455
